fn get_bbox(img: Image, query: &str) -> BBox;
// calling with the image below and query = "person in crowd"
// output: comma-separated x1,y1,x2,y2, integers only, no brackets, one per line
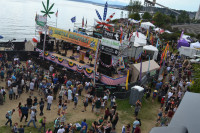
39,98,45,116
39,116,46,132
5,109,15,127
20,104,28,122
47,93,53,110
27,109,37,128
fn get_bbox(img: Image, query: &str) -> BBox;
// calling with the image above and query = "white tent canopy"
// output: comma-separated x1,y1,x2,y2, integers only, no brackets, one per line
182,34,191,43
143,45,158,60
190,41,200,49
141,22,155,29
130,32,147,46
129,19,140,23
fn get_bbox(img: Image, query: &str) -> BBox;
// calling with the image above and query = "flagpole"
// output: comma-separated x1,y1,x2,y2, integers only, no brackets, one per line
93,40,100,85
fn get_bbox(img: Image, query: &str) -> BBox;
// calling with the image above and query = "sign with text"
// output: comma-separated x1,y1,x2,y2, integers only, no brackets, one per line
101,38,121,49
103,30,121,41
100,45,119,56
48,26,98,51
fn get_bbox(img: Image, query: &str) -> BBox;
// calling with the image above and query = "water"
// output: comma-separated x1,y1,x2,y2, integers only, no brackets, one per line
0,0,127,42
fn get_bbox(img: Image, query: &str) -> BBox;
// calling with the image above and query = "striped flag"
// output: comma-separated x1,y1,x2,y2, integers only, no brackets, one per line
35,12,37,22
156,38,159,48
106,13,115,22
55,9,58,17
103,2,108,21
95,9,102,21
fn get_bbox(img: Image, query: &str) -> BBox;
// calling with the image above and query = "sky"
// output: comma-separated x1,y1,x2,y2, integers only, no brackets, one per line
99,0,200,12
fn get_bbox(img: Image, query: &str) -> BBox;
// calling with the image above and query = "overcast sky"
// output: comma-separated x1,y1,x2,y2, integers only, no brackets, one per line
104,0,200,12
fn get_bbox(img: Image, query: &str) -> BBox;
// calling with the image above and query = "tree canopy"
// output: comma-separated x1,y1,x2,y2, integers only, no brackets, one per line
142,12,152,20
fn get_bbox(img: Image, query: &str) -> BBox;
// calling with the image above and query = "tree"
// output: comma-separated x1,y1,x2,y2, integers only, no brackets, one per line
127,0,142,14
142,12,152,20
153,12,165,27
169,14,177,24
178,11,190,24
129,12,140,20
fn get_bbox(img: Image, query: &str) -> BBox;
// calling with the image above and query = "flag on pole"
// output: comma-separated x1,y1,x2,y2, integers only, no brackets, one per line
55,9,58,17
146,29,148,37
120,27,123,44
156,38,159,48
126,70,129,90
129,31,134,42
35,12,37,22
103,2,108,21
180,30,184,40
136,30,139,38
85,19,87,28
71,16,76,23
82,17,84,28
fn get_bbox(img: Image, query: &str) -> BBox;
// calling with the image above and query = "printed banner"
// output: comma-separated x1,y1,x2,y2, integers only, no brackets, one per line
36,15,47,27
48,26,98,51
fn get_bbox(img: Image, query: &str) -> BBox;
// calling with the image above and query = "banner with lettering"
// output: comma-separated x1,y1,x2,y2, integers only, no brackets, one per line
48,26,99,51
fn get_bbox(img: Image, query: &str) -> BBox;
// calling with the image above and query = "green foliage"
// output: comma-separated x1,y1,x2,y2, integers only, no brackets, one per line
153,12,167,27
159,32,180,42
196,34,200,40
41,0,55,18
178,11,190,24
169,14,177,24
142,12,152,20
190,64,200,93
127,0,142,14
129,12,140,20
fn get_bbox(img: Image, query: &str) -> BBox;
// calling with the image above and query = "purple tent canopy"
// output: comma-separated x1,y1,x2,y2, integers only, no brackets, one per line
177,39,190,49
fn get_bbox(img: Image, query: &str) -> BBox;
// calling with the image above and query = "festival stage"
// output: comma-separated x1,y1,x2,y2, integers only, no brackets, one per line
36,48,127,85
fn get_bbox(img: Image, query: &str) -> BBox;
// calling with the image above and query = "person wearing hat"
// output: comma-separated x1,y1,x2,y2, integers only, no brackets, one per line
73,94,78,109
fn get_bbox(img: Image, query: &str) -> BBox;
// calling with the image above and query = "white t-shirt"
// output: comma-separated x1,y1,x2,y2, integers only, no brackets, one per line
47,95,53,104
30,82,34,90
57,128,65,133
168,92,173,99
77,46,80,51
68,89,72,100
8,80,11,87
21,79,24,85
85,82,90,87
49,66,54,72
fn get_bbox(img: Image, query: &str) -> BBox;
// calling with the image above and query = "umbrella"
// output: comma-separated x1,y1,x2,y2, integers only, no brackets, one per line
32,37,38,43
0,35,3,39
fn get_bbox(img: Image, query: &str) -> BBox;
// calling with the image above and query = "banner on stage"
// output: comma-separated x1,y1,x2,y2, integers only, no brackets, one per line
48,26,98,51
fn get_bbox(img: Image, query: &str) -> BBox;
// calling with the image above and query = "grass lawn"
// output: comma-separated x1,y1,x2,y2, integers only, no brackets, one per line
0,98,160,133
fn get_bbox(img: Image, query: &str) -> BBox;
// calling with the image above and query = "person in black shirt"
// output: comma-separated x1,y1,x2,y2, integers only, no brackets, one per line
20,104,28,122
26,96,32,113
53,83,59,100
39,98,44,116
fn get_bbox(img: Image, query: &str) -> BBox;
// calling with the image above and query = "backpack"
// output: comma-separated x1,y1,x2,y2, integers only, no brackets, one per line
5,113,9,119
39,118,43,123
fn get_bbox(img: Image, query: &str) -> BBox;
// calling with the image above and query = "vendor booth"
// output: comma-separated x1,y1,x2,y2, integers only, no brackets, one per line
130,32,147,46
130,60,159,82
190,41,200,49
177,39,190,49
143,45,158,60
141,22,155,30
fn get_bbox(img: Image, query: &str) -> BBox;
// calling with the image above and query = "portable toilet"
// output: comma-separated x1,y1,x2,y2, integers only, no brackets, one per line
129,85,144,105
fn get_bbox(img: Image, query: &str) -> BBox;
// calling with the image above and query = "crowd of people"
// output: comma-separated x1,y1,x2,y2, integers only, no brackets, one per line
0,54,121,133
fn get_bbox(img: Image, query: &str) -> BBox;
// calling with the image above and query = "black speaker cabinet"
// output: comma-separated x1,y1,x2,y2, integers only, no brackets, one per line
70,56,75,60
79,60,85,64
